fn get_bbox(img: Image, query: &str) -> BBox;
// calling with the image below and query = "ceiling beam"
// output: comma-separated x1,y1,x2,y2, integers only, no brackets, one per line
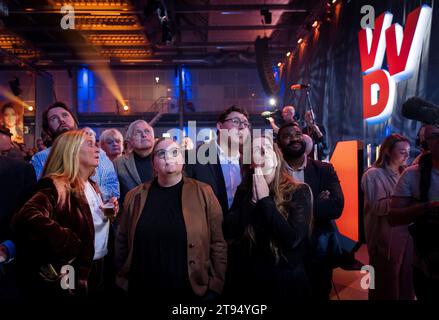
9,4,307,14
173,41,294,48
6,27,145,33
174,4,307,13
178,24,300,31
30,41,293,49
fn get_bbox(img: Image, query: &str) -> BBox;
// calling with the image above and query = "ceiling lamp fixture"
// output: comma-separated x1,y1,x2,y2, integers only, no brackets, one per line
260,6,272,24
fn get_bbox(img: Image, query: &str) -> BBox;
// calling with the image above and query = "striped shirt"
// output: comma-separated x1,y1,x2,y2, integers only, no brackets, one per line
31,147,120,201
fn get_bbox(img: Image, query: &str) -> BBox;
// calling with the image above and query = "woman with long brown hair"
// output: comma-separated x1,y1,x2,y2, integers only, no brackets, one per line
1,103,23,144
361,133,413,300
224,135,313,302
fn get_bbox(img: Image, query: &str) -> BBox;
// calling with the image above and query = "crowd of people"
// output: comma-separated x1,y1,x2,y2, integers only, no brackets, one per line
0,99,438,305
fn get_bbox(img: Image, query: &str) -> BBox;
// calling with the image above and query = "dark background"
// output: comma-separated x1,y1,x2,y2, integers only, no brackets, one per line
282,0,438,162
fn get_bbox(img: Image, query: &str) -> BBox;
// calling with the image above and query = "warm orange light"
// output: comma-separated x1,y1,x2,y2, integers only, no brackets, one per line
277,62,282,67
330,140,361,243
286,51,291,57
0,85,27,107
312,20,319,28
123,105,129,111
297,38,303,44
28,106,34,112
332,0,337,3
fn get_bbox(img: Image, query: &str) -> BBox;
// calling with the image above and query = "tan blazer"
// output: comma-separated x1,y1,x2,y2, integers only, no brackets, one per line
115,177,227,296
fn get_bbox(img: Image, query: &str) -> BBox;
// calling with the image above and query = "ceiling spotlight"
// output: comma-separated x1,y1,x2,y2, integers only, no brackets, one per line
312,20,319,28
123,105,129,111
277,62,282,67
297,38,303,44
286,51,291,57
269,97,276,106
155,76,160,83
332,0,337,4
27,106,34,112
260,7,272,24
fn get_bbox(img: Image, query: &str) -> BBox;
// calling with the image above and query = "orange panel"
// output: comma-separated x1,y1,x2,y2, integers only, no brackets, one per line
330,140,360,242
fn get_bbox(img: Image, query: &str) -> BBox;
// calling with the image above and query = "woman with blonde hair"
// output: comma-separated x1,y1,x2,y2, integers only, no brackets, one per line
361,133,413,300
12,130,118,297
224,135,313,302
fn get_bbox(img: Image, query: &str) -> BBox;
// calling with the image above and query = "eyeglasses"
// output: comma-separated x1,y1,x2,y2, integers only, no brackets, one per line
223,117,251,129
154,147,181,159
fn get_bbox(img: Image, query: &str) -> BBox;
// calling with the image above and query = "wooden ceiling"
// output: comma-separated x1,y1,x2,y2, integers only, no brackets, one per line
0,0,323,68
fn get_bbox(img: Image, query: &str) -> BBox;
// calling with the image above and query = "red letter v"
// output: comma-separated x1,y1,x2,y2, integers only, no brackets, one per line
358,12,393,74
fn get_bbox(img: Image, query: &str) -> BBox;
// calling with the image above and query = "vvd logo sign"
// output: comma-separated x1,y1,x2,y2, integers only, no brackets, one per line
358,5,432,124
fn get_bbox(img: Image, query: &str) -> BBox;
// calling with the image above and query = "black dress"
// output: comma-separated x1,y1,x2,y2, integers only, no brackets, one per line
224,182,313,303
129,178,195,301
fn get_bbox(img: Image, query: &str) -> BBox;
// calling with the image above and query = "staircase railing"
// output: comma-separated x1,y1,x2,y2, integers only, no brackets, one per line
146,96,174,126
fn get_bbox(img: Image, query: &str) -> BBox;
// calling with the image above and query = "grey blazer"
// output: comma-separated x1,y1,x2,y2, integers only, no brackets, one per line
113,152,144,206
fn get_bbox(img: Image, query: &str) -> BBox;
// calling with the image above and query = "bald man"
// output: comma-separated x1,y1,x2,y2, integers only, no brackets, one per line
268,105,296,134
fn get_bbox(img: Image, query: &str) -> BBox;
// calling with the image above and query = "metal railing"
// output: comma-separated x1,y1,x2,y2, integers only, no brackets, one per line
147,96,174,126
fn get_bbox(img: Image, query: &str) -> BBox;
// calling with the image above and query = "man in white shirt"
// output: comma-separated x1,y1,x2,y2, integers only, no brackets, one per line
185,105,251,217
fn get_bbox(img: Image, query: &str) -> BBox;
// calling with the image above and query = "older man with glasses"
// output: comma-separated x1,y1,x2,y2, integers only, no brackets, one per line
113,120,155,207
185,105,251,218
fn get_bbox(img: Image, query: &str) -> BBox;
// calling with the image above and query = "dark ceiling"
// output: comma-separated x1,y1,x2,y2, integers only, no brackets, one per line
0,0,325,69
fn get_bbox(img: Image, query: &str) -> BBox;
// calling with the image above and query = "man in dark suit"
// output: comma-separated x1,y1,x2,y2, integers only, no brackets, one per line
113,120,155,206
0,126,36,300
185,105,251,217
277,122,344,300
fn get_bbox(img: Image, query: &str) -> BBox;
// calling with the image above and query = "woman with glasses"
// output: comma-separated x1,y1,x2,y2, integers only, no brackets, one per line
115,138,227,303
361,133,414,300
